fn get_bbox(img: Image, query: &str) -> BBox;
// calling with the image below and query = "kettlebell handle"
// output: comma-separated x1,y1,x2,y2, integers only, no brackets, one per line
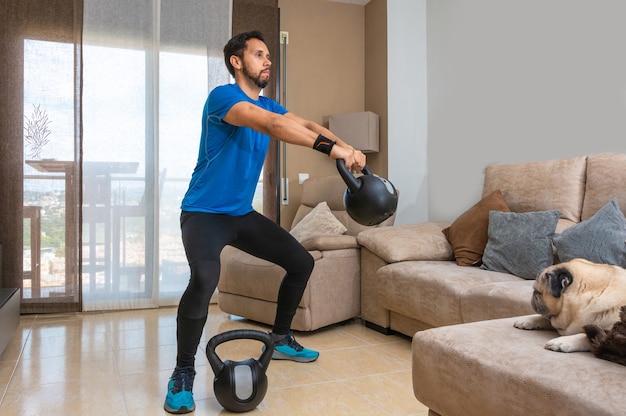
206,329,274,375
336,159,373,192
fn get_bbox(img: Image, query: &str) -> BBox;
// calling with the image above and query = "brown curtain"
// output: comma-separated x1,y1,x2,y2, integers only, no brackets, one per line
0,0,82,313
232,0,280,222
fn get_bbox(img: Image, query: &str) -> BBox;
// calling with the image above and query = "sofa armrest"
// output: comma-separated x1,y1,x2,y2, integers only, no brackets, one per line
300,234,359,251
357,222,453,263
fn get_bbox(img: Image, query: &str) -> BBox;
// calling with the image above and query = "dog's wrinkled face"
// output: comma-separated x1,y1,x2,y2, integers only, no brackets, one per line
531,258,626,332
518,258,626,350
531,264,574,320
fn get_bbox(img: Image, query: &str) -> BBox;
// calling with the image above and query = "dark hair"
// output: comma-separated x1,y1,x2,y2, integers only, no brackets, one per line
223,31,266,76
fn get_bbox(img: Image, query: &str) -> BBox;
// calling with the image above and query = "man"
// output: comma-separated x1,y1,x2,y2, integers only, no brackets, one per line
164,30,366,414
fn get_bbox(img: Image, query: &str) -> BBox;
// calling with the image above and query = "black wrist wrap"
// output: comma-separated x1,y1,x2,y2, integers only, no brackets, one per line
313,134,336,156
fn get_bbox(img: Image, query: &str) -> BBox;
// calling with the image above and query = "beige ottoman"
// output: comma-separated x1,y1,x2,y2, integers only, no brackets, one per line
412,316,626,416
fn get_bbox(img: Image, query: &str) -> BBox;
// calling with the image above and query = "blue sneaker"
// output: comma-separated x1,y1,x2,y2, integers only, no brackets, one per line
272,333,319,362
164,366,196,414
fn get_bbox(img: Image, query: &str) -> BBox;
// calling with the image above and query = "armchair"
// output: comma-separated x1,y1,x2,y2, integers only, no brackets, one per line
217,174,396,331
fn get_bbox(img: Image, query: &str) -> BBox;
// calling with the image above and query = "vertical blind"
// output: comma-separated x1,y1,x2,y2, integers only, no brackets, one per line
81,0,231,310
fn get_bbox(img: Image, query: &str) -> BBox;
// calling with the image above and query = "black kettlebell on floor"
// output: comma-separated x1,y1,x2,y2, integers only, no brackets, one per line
206,329,273,413
336,159,399,226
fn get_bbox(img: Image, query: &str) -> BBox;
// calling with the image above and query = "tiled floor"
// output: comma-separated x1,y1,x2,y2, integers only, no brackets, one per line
0,304,429,415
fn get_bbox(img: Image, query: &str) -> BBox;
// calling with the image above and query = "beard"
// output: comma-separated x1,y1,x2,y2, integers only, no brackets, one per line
242,62,269,89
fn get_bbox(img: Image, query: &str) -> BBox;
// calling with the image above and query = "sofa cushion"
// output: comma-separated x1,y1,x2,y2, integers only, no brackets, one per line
290,201,347,242
357,222,453,263
219,246,320,308
298,234,359,251
482,155,586,222
378,261,523,328
481,210,561,279
442,190,510,266
581,153,626,221
460,280,535,323
553,198,626,267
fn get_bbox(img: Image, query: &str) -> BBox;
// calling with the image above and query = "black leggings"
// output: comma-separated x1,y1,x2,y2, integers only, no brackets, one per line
175,210,314,367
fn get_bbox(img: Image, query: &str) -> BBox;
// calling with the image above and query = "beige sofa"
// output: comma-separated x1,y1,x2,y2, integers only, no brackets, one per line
218,174,395,331
357,153,626,336
357,153,626,415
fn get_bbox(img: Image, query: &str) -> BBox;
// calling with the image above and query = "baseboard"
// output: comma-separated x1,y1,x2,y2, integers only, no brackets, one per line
0,288,20,355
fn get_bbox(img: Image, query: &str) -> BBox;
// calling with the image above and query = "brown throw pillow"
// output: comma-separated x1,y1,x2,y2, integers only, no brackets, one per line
442,190,510,266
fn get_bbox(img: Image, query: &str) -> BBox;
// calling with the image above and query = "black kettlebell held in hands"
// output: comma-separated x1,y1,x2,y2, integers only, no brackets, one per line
336,159,399,226
206,329,273,413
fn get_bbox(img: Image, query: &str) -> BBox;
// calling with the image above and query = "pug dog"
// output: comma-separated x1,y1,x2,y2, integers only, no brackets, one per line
514,258,626,352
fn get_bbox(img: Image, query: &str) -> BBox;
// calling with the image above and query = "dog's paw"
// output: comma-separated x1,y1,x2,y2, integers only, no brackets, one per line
544,334,590,353
514,315,552,330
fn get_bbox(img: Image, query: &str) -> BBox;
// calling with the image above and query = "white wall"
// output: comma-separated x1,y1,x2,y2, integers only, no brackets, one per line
387,0,428,224
424,0,626,221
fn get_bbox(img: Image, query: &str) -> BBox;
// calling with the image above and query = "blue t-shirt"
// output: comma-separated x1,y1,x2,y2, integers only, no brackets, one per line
181,84,287,215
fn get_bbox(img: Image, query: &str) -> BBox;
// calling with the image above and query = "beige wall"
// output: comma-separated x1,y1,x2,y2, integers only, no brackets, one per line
277,0,372,228
364,0,387,178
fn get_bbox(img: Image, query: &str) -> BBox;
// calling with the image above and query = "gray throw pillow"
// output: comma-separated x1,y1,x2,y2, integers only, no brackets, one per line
553,198,626,267
481,209,561,280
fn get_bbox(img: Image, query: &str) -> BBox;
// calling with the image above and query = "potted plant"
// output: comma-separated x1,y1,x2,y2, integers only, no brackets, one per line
24,104,52,160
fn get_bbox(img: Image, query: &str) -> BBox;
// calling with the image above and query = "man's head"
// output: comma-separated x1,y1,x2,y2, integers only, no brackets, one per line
224,31,268,77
